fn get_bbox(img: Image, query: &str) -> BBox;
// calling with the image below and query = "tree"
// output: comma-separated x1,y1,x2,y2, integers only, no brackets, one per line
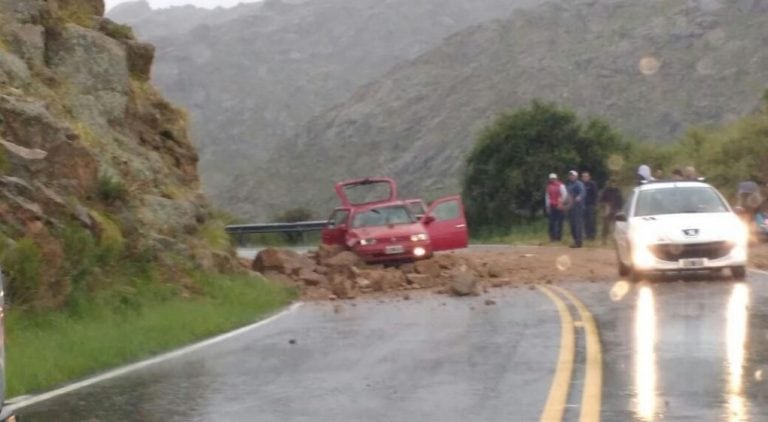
462,101,626,231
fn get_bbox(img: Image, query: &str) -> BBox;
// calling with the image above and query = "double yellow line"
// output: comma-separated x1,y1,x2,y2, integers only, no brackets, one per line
537,285,603,422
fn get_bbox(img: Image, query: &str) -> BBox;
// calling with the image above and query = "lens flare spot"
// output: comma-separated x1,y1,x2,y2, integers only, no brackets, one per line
610,281,631,301
755,369,764,382
638,55,661,76
608,154,625,171
555,255,571,272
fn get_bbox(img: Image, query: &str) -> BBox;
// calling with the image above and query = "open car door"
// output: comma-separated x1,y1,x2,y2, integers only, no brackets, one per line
424,195,468,251
405,199,427,220
334,178,397,207
321,208,351,246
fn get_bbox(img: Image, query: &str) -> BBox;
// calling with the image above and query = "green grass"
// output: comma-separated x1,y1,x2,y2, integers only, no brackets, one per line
471,219,609,248
5,274,296,397
472,219,550,245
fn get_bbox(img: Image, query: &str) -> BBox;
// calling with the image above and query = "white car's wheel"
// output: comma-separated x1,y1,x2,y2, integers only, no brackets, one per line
617,255,631,277
731,266,746,280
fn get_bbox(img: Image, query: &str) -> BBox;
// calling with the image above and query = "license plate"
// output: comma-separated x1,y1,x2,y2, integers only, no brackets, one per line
679,258,706,268
385,245,405,254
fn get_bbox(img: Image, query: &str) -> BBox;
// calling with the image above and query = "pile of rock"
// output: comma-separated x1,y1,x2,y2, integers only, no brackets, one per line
252,246,511,300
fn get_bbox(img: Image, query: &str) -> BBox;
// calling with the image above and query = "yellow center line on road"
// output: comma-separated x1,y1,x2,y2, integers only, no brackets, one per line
536,285,575,422
552,285,603,422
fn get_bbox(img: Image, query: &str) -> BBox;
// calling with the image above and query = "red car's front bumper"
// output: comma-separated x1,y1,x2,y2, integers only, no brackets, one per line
352,240,432,263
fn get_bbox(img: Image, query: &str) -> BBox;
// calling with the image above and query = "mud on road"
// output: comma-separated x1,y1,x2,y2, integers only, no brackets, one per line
246,242,768,301
248,245,618,300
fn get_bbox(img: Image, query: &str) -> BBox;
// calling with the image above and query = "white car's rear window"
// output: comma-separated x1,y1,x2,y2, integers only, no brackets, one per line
635,187,728,217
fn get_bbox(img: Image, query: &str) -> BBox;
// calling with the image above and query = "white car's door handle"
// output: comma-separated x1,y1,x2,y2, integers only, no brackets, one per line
455,224,466,228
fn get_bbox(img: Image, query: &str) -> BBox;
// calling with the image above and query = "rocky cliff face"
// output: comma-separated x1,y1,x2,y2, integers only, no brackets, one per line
0,0,236,308
244,0,768,219
106,0,542,213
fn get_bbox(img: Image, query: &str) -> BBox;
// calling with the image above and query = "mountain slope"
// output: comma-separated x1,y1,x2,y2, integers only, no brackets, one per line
107,0,542,208
245,0,768,219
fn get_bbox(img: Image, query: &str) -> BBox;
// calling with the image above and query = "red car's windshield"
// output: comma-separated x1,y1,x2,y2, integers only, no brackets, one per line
351,206,416,228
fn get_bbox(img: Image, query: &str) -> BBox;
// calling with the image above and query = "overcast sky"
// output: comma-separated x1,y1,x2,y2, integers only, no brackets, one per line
105,0,262,11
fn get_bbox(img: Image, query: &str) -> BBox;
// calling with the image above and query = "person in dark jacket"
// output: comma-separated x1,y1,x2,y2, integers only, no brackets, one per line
545,173,568,242
599,179,624,244
581,171,598,241
566,170,586,248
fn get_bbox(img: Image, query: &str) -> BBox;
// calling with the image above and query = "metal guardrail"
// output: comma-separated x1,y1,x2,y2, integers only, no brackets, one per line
225,221,328,245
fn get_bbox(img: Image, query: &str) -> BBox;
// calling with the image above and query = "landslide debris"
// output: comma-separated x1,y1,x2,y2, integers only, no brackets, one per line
251,245,619,300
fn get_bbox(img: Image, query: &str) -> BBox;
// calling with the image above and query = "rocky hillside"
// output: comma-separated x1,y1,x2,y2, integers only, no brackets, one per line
245,0,768,219
0,0,236,308
106,0,541,212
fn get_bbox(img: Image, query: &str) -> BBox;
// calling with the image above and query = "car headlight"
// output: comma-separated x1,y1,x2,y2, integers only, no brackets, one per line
359,238,377,246
630,228,657,269
410,233,428,242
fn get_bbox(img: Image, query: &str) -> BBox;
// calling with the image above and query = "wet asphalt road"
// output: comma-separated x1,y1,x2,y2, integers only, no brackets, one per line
15,266,768,421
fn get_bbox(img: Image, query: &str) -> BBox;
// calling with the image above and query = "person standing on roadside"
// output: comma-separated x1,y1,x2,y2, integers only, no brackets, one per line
637,164,655,185
581,171,598,241
599,179,624,245
684,166,698,181
566,170,586,248
545,173,568,242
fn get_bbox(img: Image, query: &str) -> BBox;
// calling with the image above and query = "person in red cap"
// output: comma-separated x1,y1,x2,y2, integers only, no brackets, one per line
545,173,568,242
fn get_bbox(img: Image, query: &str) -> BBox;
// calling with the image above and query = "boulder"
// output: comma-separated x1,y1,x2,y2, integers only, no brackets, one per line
298,269,327,286
317,243,345,262
450,269,478,296
414,258,441,278
46,24,130,96
405,273,436,288
252,247,315,275
487,263,504,278
380,268,406,291
324,250,362,268
330,274,358,299
125,40,154,81
434,253,462,269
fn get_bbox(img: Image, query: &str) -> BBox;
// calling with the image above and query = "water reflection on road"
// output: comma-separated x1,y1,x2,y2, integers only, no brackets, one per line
726,283,749,422
634,285,657,421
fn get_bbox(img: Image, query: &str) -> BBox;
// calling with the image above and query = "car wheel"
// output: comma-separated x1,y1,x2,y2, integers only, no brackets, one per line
731,266,746,280
618,258,630,277
630,267,645,282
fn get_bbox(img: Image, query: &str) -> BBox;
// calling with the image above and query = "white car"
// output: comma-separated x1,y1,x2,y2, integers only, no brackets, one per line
614,181,748,280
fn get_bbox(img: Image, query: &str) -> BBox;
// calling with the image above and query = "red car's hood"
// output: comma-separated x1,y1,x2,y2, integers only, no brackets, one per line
349,223,426,240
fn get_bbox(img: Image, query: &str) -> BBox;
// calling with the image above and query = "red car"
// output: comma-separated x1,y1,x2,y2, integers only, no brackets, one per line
321,178,469,262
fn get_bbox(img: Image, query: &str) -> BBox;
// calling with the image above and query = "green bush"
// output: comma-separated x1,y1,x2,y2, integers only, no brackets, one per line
91,212,125,265
97,174,127,203
462,100,627,230
198,219,231,250
2,238,43,305
60,223,98,286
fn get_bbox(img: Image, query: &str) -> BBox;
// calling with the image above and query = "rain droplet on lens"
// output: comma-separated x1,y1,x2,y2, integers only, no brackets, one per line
556,255,572,272
608,154,625,171
610,281,631,301
756,369,764,382
638,55,661,76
